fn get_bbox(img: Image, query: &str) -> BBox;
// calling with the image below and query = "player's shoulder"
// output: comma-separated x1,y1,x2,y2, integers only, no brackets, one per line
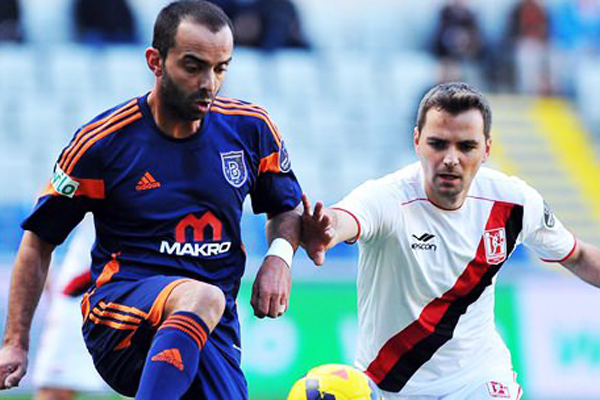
57,96,144,175
358,162,422,202
79,96,143,134
212,96,278,128
72,96,144,150
211,96,283,148
471,166,535,205
211,96,273,123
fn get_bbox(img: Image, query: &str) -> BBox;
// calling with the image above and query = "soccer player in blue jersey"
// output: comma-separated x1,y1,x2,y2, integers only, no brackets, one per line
0,1,302,398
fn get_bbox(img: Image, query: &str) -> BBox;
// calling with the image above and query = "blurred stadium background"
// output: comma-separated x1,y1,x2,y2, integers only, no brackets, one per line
1,0,600,399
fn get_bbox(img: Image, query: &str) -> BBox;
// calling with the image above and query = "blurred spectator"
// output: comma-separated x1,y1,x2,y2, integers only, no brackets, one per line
432,0,483,86
551,0,600,96
74,0,137,44
507,0,554,95
210,0,309,51
0,0,23,42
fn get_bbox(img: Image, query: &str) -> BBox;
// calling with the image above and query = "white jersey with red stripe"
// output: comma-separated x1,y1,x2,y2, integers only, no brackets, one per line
334,162,575,397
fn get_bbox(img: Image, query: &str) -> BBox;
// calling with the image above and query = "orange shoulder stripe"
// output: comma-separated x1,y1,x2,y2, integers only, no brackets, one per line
213,98,278,127
59,99,137,169
65,111,143,175
41,177,105,200
210,105,281,147
215,96,268,113
213,99,282,144
259,151,280,174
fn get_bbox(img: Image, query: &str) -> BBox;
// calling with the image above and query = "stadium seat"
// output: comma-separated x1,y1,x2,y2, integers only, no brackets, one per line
47,45,97,102
0,45,38,95
101,45,153,100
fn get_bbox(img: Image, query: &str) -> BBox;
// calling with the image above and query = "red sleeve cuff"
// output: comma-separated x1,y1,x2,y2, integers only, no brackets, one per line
540,233,578,263
331,207,361,244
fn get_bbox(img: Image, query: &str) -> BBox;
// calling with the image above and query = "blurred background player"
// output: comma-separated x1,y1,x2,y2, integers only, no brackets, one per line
301,82,600,399
0,1,302,399
32,215,109,400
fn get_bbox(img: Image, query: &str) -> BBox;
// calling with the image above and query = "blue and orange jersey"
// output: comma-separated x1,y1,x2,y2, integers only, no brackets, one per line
22,94,302,294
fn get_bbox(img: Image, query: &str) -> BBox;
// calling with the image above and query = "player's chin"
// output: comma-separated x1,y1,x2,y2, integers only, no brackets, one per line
436,185,462,198
183,108,207,121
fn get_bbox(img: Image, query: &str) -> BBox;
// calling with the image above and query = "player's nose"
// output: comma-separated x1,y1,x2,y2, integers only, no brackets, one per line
198,70,217,93
442,148,459,167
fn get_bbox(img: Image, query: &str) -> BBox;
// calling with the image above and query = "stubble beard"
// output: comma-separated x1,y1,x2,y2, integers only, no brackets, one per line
160,69,203,122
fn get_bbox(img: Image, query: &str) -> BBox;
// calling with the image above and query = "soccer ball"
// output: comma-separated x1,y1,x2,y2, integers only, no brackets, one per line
287,364,382,400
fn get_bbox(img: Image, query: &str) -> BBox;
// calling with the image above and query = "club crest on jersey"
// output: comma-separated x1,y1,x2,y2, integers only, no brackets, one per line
220,150,247,188
483,228,507,265
279,141,291,173
486,381,510,398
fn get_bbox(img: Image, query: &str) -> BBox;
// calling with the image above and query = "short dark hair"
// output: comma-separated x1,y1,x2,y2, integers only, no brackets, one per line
152,0,233,58
416,82,492,139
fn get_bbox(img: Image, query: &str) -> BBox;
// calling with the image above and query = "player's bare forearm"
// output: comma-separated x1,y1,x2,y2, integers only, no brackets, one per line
561,240,600,288
324,209,359,249
251,204,302,319
3,231,54,350
266,204,303,249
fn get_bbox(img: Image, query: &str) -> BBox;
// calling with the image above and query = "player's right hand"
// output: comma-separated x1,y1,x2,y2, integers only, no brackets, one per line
300,194,335,266
0,345,28,390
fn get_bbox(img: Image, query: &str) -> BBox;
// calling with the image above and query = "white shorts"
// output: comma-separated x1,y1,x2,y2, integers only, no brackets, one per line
384,371,523,400
32,293,107,392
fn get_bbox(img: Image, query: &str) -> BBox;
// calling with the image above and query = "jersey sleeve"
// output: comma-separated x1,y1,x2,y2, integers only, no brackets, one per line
249,114,302,215
519,180,576,262
21,129,106,245
333,179,396,242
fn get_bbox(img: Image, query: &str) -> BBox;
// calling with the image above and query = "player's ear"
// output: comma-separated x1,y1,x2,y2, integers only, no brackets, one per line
413,127,421,150
146,47,163,78
482,137,492,163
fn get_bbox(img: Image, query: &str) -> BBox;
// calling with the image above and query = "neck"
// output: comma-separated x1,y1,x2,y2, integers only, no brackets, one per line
147,90,201,139
425,187,467,211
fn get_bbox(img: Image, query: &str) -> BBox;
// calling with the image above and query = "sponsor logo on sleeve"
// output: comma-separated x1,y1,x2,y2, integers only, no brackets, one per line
279,141,291,173
543,201,555,228
51,165,80,198
220,150,247,188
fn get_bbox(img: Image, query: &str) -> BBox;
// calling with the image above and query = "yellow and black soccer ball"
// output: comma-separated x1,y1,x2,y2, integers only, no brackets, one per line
287,364,382,400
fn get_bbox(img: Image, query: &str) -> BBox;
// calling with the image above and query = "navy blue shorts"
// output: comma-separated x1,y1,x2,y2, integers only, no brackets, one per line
81,275,247,399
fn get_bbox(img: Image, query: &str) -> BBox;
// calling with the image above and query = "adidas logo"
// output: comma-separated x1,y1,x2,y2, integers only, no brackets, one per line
136,172,161,191
151,348,184,371
411,233,437,251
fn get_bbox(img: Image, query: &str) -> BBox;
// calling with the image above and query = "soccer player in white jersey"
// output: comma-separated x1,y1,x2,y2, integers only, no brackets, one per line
32,216,108,399
300,82,600,400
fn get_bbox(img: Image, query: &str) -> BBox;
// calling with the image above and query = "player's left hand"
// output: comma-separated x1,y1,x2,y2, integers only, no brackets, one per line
251,256,291,319
0,345,27,390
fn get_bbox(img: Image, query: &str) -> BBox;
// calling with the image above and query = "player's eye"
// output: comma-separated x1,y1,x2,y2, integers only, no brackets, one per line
215,64,229,75
458,142,477,152
427,140,446,150
184,64,200,74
